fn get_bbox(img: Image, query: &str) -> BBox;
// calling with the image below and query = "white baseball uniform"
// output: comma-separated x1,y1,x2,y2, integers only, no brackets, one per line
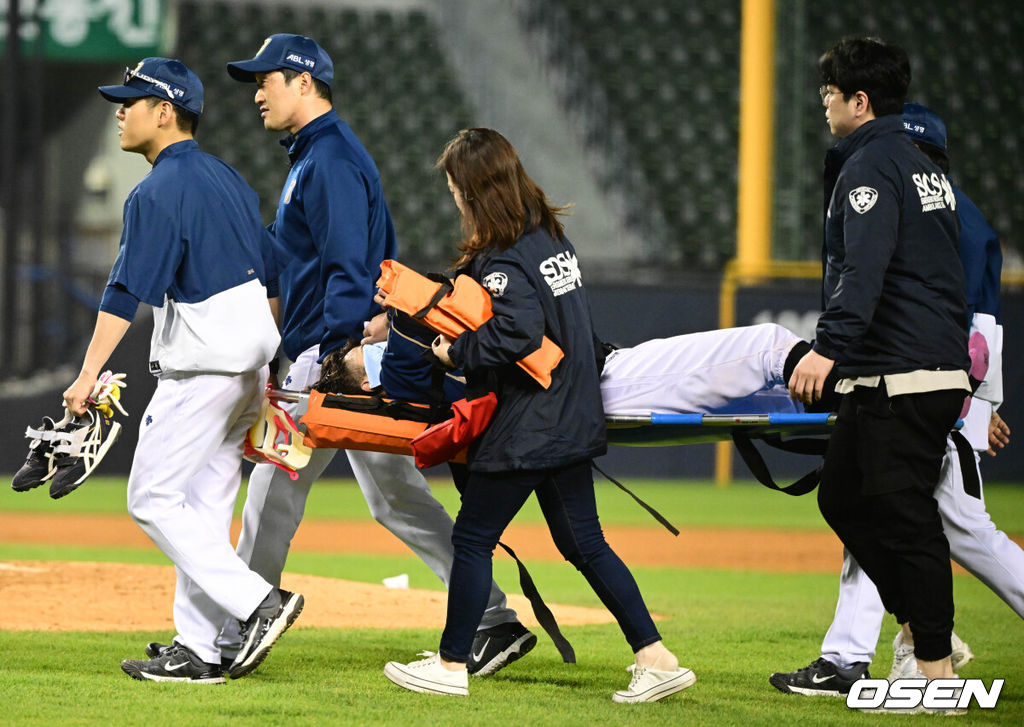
601,322,802,415
109,139,282,665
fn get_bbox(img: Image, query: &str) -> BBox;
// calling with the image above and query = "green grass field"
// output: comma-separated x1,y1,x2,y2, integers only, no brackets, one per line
1,478,1022,726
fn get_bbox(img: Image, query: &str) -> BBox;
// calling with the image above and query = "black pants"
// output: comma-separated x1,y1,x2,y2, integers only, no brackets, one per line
818,384,964,662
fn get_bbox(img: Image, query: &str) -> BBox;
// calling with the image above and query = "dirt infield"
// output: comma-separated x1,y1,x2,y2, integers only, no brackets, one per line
2,512,1011,632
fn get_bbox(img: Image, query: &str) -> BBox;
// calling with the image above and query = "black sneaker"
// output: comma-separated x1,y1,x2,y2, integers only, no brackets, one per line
146,641,234,670
769,657,869,697
11,417,62,492
467,621,538,676
121,643,225,684
228,589,304,679
144,641,175,659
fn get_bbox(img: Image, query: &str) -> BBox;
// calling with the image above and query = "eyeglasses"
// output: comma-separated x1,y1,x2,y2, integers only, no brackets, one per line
819,85,841,102
124,66,143,85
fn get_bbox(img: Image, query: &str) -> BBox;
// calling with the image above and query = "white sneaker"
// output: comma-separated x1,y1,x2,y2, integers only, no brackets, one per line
950,632,974,672
888,631,917,682
612,664,696,703
384,652,468,696
889,630,975,681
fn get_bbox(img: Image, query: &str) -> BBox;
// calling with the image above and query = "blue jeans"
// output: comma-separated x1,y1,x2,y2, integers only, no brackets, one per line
438,460,661,662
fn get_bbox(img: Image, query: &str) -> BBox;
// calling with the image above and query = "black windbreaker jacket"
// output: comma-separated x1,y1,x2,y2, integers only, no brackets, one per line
814,115,970,377
448,228,607,472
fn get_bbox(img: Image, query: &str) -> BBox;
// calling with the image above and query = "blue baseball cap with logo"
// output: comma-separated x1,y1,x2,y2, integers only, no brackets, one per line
97,58,204,115
226,33,334,87
902,102,947,150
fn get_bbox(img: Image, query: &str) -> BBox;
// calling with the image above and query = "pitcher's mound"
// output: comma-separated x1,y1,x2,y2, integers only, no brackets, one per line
0,560,616,632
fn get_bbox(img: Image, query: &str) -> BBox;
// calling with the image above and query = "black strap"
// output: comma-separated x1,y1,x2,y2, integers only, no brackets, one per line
412,277,454,320
731,432,825,496
591,461,679,536
950,430,982,500
496,541,576,664
320,393,450,424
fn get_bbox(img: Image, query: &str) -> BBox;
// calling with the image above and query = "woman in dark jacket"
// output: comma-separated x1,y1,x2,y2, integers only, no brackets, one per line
384,128,694,703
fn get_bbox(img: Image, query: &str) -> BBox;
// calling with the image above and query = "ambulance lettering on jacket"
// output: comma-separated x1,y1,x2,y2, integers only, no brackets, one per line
539,252,582,297
912,171,957,213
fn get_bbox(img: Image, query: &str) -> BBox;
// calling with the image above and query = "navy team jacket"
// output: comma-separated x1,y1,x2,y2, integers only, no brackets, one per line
273,111,397,361
954,185,1002,322
448,228,607,473
815,115,969,376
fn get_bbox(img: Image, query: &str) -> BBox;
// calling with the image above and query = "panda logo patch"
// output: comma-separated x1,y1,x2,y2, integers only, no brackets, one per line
848,186,878,214
483,272,508,297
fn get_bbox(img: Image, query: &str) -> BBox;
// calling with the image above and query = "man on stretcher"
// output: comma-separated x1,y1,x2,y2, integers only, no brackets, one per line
314,304,840,418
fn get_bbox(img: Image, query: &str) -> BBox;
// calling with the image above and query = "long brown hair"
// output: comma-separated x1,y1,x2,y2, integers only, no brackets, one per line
436,128,568,266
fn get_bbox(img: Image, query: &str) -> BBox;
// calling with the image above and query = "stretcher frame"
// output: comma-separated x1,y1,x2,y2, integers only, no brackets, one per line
271,389,836,449
605,412,836,446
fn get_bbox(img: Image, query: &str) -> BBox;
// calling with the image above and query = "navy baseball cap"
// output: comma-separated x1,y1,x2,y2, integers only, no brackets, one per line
98,58,204,115
226,34,334,86
902,102,947,150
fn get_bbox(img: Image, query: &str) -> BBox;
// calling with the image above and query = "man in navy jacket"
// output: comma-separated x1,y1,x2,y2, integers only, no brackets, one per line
788,37,970,693
219,34,528,675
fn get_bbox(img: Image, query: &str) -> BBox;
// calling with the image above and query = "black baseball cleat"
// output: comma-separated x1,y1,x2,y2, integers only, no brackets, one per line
121,643,225,684
228,589,304,679
769,657,870,697
467,621,538,676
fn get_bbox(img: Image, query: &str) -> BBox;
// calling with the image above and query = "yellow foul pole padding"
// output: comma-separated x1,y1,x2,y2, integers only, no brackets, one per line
717,0,776,486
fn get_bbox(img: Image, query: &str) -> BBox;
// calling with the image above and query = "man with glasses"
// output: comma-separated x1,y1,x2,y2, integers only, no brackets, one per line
63,58,303,683
771,102,1020,700
785,37,970,710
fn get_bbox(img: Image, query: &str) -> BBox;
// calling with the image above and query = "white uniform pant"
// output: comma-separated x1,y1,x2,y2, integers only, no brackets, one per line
217,347,517,654
822,434,1024,666
601,324,801,415
127,370,273,664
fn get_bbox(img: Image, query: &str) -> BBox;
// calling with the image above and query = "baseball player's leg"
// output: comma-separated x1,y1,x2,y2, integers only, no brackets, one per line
214,447,333,657
938,435,1024,618
127,373,274,664
600,323,802,415
346,448,519,629
235,450,334,584
234,347,334,584
820,548,886,667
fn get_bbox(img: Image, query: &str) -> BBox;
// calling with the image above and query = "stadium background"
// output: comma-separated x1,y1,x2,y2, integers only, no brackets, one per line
2,4,1023,725
2,0,1022,482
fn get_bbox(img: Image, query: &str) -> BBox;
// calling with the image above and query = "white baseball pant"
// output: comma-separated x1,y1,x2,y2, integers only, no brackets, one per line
127,369,274,664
